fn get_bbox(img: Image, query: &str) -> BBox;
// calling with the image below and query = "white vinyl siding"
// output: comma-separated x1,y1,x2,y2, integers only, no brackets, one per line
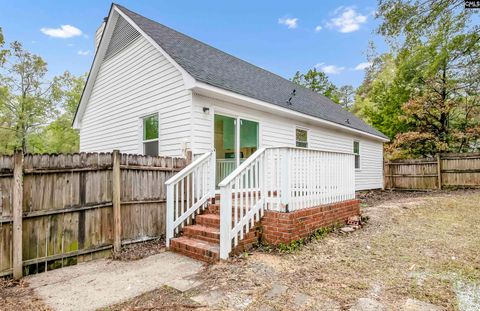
79,24,191,157
192,94,384,190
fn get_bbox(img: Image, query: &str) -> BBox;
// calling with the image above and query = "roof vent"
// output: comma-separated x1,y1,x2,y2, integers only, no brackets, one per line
286,89,296,105
345,118,350,124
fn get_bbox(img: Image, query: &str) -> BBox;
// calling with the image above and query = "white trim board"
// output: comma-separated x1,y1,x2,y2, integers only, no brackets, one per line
191,82,389,143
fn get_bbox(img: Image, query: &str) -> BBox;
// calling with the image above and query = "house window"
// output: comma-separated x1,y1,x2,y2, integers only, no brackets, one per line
296,128,308,148
353,141,360,169
142,114,159,156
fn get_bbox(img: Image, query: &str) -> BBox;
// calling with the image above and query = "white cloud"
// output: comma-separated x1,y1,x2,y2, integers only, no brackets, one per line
315,25,322,32
41,25,83,38
77,50,90,56
278,17,298,29
328,7,367,33
354,62,372,70
315,63,345,74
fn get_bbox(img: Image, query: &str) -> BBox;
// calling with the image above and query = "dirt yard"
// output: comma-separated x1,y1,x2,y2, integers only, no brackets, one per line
1,189,479,310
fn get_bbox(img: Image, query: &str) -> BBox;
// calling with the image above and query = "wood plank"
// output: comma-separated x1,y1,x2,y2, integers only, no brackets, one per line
437,154,442,190
441,169,480,173
12,151,23,279
112,150,122,254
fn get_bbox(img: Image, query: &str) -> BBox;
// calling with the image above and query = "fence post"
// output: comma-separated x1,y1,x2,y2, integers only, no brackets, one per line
436,153,442,190
186,150,193,165
12,150,23,279
112,150,122,255
388,162,394,190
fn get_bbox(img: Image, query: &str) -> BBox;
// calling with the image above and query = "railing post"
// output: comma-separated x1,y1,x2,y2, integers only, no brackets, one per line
259,152,265,210
12,150,23,279
166,184,174,248
280,148,290,212
219,184,232,259
210,150,216,197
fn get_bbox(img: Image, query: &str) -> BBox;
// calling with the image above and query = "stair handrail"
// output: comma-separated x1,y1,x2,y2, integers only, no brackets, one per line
219,148,267,259
165,150,216,248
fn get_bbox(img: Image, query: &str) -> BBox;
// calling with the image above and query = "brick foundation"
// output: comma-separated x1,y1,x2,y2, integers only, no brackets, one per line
261,199,360,245
171,198,360,261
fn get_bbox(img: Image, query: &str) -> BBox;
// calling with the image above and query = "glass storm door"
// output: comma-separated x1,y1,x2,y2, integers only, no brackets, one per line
215,114,237,187
239,118,259,164
214,114,259,187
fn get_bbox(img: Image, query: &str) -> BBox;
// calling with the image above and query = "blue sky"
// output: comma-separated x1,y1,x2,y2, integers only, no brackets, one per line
0,0,388,87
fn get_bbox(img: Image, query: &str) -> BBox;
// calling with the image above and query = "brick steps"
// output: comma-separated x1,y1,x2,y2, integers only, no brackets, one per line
195,213,220,227
183,224,220,243
170,236,219,262
170,195,261,262
206,202,254,215
170,201,222,262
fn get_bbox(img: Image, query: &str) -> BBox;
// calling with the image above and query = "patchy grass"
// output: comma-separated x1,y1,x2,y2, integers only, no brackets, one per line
199,189,480,310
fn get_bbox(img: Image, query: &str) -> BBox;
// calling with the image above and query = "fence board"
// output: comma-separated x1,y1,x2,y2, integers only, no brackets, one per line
385,152,480,190
0,152,186,277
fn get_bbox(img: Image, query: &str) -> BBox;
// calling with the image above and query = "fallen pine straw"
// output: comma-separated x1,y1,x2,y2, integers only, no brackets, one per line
198,189,480,310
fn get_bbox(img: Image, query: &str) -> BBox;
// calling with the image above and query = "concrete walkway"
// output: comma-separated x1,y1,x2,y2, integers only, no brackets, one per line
26,252,204,311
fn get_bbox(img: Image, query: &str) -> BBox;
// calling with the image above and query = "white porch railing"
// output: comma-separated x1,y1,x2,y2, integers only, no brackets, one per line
216,159,236,186
165,150,216,248
218,147,355,259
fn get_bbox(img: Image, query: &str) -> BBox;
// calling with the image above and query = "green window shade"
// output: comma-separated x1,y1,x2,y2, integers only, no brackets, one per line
143,115,158,140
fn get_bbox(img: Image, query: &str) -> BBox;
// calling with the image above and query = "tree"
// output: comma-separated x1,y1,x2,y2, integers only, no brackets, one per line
353,53,411,139
291,68,339,102
377,0,467,40
392,9,480,155
0,41,57,153
334,85,355,110
0,28,16,154
354,0,479,158
28,72,85,153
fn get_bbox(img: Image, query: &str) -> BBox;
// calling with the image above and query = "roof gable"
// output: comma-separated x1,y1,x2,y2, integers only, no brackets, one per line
73,5,194,128
115,5,387,140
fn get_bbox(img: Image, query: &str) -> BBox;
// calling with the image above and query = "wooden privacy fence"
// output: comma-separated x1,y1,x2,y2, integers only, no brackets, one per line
384,152,480,190
0,151,186,278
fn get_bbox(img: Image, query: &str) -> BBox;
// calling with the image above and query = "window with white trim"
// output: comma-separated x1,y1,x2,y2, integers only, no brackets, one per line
353,141,360,169
142,114,159,156
296,128,308,148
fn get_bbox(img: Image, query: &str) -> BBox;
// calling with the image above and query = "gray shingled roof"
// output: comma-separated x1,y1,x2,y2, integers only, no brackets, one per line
116,5,388,140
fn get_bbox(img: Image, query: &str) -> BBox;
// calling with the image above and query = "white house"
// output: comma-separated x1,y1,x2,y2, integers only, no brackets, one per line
73,4,389,192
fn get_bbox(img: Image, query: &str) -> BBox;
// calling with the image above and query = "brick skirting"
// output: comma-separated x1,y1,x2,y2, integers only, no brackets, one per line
261,199,360,245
